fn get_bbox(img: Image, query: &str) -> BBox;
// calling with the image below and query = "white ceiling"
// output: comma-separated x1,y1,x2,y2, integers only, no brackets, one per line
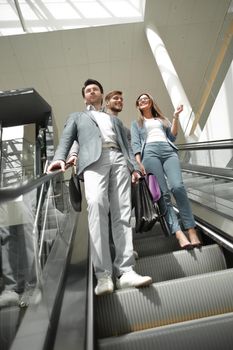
0,0,146,36
0,0,232,144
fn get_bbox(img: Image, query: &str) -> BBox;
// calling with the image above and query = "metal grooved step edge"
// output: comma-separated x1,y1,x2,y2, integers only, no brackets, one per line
135,244,226,282
96,268,233,338
98,312,233,350
133,234,181,257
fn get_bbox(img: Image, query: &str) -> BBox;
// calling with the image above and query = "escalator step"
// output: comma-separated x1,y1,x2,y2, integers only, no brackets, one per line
96,268,233,338
133,221,165,240
135,244,226,283
0,306,22,350
98,311,233,350
134,234,180,257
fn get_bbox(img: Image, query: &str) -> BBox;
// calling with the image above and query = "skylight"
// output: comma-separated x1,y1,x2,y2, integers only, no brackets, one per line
0,0,146,36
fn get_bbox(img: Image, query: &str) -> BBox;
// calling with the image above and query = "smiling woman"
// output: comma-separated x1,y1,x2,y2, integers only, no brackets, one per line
0,0,146,36
131,92,202,249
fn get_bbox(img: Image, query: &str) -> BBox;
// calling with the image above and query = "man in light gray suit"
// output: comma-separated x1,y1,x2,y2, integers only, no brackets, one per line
105,90,131,143
105,89,139,260
48,79,152,295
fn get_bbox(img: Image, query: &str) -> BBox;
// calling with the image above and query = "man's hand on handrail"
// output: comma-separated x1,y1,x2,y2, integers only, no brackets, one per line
66,155,78,167
47,160,66,173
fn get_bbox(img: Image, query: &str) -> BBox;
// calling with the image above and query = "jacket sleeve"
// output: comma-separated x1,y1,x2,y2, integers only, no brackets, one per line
165,124,177,142
114,118,140,172
123,126,140,172
66,140,79,160
53,114,78,162
130,121,142,155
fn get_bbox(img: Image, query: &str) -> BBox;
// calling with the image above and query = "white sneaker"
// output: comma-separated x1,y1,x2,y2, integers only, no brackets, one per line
116,270,152,290
0,290,19,307
95,276,114,296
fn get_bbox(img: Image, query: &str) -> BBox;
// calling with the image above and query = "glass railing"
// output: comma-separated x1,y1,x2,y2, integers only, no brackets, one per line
0,170,78,350
177,139,233,221
0,124,37,187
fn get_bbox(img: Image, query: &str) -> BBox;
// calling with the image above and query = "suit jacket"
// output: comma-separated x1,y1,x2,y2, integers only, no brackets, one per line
54,110,139,176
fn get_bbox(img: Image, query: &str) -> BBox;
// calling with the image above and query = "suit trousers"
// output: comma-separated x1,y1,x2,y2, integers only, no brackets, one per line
83,148,135,280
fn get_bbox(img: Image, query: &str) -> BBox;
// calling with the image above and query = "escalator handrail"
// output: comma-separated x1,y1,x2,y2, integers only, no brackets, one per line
180,162,233,180
177,138,233,151
2,138,232,203
0,168,67,203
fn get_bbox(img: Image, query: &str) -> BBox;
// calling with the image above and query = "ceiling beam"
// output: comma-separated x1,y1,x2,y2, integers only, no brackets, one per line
14,0,28,33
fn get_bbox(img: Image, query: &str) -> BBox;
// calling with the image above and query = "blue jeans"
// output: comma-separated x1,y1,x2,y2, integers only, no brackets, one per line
143,142,196,234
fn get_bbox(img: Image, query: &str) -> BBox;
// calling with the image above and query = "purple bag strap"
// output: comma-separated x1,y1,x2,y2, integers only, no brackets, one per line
146,173,161,203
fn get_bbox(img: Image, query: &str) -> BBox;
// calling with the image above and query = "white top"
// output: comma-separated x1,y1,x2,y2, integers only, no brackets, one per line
91,110,118,146
144,118,167,143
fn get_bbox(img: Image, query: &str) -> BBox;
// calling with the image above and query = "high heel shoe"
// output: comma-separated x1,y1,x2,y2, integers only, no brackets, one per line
188,229,202,248
176,231,193,250
181,243,193,250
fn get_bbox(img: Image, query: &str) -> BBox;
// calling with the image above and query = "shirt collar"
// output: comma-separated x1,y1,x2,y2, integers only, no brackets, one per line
86,104,105,112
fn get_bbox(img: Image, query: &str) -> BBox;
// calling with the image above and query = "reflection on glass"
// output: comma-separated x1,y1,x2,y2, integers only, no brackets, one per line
1,124,36,187
0,174,72,349
180,143,233,219
0,121,72,349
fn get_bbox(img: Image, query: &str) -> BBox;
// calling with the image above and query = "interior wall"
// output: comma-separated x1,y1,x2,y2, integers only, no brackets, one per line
0,22,173,140
0,0,232,148
199,60,233,167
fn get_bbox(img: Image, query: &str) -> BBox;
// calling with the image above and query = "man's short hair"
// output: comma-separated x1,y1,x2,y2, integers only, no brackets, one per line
105,90,122,102
81,79,104,97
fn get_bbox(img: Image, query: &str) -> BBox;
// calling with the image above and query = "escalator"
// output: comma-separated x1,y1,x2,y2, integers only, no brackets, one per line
1,170,233,350
94,139,233,348
49,178,233,350
1,139,233,350
95,220,233,349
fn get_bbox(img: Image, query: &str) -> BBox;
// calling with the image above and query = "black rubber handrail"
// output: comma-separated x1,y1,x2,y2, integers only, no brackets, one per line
0,169,62,203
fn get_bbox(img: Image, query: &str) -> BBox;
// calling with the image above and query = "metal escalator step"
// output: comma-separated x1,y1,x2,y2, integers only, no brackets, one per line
96,268,233,338
135,244,226,283
0,306,22,350
98,312,233,350
133,234,180,257
133,220,166,239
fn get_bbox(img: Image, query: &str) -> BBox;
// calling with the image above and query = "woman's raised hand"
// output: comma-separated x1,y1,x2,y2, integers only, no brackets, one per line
174,104,183,117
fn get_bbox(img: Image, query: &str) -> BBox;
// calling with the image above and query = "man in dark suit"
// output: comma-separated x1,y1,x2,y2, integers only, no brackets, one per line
48,79,152,295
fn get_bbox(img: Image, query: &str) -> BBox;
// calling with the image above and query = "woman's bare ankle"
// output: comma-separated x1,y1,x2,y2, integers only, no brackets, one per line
175,230,184,237
187,228,202,247
175,231,192,249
